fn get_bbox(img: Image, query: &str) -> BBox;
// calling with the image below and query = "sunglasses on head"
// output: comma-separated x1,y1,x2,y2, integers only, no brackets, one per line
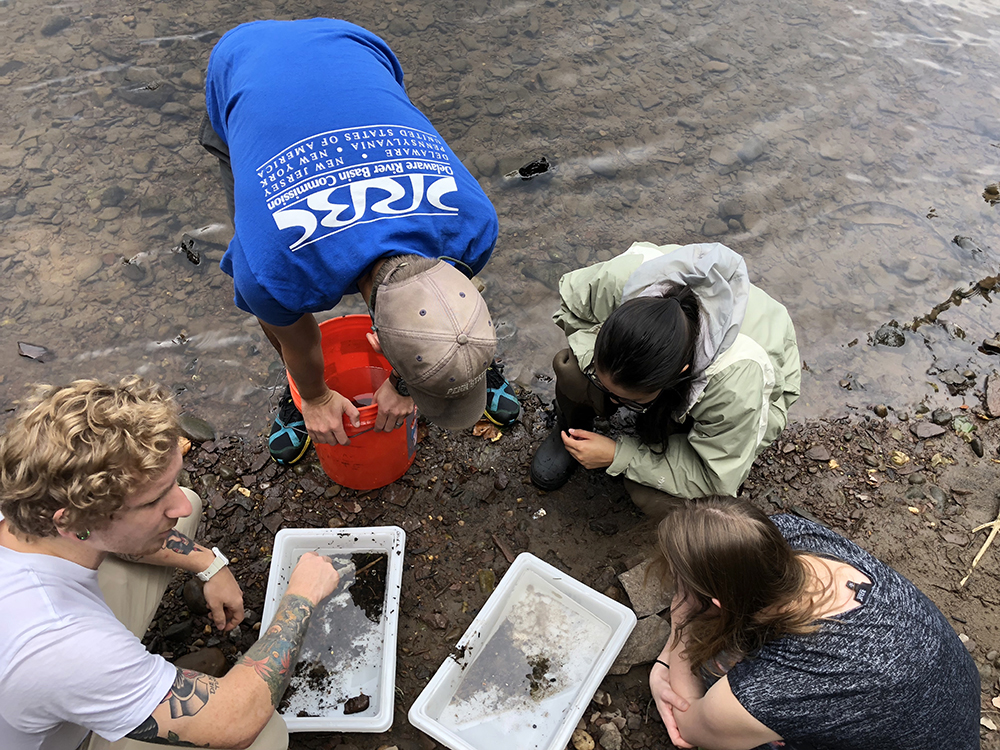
583,364,657,414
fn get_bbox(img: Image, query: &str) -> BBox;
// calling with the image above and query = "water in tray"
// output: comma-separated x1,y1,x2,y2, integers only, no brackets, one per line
440,571,613,749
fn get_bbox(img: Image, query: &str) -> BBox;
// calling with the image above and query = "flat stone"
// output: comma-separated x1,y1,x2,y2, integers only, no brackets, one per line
618,559,671,617
985,370,1000,418
805,445,831,461
133,153,154,173
101,185,126,207
718,199,744,218
182,577,209,615
938,369,966,386
179,415,217,442
163,619,193,641
384,485,412,507
709,145,738,165
41,15,72,36
737,136,766,163
702,218,729,236
609,613,671,675
75,256,104,282
0,146,25,168
598,722,623,750
474,153,497,177
263,511,283,535
903,260,929,283
819,141,844,160
704,61,730,72
930,409,954,426
639,94,661,111
588,156,617,178
910,422,945,440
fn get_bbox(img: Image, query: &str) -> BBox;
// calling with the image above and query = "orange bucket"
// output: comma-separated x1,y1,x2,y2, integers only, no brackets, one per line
287,315,417,491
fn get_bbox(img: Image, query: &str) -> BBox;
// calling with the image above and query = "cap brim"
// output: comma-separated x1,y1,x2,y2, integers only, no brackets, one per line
408,376,486,430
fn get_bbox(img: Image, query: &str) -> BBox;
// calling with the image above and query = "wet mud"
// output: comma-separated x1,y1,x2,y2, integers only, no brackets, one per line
275,551,389,720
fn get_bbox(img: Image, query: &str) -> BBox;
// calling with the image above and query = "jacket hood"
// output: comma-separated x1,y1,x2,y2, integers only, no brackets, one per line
621,242,749,415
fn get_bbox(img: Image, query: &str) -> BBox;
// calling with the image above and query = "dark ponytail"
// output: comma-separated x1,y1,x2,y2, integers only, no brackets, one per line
594,285,701,448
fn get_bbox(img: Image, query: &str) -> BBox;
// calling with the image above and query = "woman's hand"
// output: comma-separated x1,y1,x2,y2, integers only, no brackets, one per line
561,429,616,469
649,660,693,748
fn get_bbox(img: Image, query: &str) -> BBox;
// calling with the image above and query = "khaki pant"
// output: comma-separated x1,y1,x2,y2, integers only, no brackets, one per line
553,348,684,521
85,488,288,750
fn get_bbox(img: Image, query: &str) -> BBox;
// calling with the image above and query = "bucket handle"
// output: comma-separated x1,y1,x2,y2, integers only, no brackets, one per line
343,405,416,438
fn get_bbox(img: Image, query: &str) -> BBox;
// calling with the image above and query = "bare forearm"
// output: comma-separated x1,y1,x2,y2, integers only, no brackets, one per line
234,593,314,707
263,315,328,400
666,632,707,703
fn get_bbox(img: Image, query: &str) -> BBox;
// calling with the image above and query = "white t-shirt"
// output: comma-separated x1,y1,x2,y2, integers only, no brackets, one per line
0,540,176,750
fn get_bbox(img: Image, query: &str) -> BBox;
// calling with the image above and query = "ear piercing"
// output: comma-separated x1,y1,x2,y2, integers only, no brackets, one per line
76,530,91,541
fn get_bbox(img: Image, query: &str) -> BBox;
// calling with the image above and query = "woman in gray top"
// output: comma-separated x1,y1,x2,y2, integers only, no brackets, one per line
650,497,978,750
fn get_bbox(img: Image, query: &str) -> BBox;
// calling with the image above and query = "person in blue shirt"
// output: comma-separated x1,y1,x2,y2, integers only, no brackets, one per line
200,18,519,464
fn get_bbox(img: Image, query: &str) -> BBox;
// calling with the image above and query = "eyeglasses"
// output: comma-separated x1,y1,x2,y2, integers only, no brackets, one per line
583,364,658,414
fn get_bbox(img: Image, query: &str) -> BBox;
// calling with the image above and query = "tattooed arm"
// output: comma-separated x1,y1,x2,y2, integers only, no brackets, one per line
124,553,340,749
115,530,207,570
116,531,245,631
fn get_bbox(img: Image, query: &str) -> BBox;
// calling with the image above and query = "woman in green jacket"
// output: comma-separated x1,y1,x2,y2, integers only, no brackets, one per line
530,242,800,517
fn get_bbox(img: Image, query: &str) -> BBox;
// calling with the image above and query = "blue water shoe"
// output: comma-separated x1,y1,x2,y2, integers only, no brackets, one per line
269,386,312,465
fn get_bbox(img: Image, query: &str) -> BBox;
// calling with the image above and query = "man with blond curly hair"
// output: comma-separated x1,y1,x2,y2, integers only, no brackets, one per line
0,378,341,750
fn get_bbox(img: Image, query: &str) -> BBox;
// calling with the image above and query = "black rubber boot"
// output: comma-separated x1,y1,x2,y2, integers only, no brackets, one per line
530,426,577,490
530,403,594,491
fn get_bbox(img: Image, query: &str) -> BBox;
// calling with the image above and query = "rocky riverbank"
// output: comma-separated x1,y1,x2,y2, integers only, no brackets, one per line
151,391,1000,750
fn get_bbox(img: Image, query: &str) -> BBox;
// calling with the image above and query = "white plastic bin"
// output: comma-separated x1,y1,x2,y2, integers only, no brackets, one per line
260,526,405,733
408,552,637,750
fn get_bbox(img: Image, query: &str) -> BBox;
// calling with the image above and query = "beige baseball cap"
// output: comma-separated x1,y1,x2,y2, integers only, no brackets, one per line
372,258,496,430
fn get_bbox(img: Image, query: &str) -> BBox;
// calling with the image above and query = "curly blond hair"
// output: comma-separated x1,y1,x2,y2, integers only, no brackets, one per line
0,377,180,538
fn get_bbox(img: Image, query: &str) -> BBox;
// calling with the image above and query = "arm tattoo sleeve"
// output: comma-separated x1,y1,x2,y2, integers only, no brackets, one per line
165,668,218,718
163,531,197,555
236,593,315,707
123,669,217,746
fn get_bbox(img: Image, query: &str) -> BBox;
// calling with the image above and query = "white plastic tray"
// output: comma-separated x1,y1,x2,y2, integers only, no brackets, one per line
260,526,405,733
408,553,637,750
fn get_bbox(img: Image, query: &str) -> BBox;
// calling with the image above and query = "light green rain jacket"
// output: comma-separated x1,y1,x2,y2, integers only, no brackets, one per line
554,241,801,499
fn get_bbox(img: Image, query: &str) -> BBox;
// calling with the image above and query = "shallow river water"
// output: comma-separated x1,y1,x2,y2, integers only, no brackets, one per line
2,0,999,435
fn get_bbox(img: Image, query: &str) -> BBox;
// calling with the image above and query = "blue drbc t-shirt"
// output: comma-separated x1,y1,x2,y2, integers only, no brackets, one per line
205,19,499,326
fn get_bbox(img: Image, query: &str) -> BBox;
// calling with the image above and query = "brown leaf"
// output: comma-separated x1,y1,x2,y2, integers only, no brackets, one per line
472,419,501,441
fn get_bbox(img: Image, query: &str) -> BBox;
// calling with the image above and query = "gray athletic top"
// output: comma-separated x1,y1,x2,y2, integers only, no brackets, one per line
726,515,979,750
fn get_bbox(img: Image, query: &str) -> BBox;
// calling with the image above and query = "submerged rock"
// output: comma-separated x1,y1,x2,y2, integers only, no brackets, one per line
179,415,217,442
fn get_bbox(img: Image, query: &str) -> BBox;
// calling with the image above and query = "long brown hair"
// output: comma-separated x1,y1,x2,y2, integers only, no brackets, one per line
656,498,822,673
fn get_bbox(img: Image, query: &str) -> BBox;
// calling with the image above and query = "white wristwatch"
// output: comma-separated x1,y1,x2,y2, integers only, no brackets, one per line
196,547,230,582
